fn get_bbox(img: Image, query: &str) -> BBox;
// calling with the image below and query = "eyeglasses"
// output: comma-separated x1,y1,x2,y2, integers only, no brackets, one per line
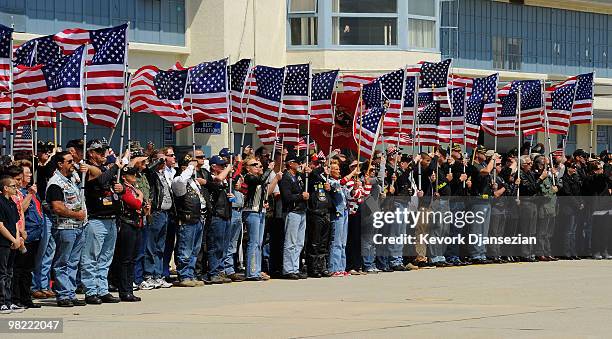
64,159,74,164
248,163,262,167
6,184,17,188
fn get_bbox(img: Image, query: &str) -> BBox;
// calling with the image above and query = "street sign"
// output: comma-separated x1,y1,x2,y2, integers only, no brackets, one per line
194,122,222,134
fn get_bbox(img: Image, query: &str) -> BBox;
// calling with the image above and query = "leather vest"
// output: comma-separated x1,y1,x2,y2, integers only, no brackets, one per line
175,183,202,224
46,170,85,229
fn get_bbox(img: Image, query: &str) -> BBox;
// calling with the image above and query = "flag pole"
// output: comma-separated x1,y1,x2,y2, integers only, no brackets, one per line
1,128,6,155
588,72,595,158
393,66,408,185
367,110,385,174
326,74,340,173
411,75,420,157
304,62,313,191
117,99,127,184
33,109,38,178
8,23,14,158
542,79,555,185
225,57,234,193
81,45,89,200
516,83,522,203
240,61,254,155
356,85,364,164
271,66,288,161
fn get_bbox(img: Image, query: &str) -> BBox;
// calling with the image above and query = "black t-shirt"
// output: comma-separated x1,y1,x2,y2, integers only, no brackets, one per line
46,184,65,204
0,195,19,248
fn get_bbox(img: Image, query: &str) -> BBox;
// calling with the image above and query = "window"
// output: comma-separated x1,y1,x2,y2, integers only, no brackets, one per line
288,0,318,46
332,0,398,46
332,0,396,13
597,125,611,154
493,36,522,71
332,17,396,45
407,0,437,49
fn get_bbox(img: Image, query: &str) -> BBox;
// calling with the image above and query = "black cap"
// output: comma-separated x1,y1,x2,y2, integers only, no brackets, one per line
284,152,305,163
476,145,487,153
573,149,588,158
122,167,139,176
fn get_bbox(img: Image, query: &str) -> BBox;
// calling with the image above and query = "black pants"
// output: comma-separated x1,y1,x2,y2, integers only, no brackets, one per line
264,217,285,276
518,202,537,257
346,212,362,271
503,217,520,257
487,212,505,258
305,211,331,274
117,223,142,297
592,214,612,256
195,217,210,279
12,240,40,305
0,247,15,307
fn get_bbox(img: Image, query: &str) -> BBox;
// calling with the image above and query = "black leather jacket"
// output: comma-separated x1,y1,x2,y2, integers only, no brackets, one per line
279,171,307,213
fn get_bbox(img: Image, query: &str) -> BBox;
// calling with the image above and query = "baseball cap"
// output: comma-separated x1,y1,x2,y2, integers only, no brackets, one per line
209,155,227,166
476,145,487,153
122,167,139,176
86,139,108,152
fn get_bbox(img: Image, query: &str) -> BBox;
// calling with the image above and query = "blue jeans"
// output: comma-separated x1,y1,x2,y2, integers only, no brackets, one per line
469,203,491,260
445,201,465,261
133,221,147,284
224,210,243,275
80,219,117,297
244,211,266,278
207,216,228,278
32,215,56,291
282,211,306,275
430,199,451,263
387,202,406,267
175,221,203,281
328,209,349,273
52,227,84,301
145,211,168,279
163,215,176,278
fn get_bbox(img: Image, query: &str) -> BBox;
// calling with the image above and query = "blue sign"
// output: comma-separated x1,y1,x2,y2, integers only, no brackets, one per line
194,122,222,134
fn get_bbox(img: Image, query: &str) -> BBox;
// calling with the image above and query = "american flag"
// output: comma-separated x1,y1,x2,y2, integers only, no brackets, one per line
246,65,285,131
13,106,57,128
416,101,440,146
296,136,316,150
418,59,451,113
229,58,252,124
0,24,12,93
518,80,543,134
495,83,518,137
545,77,576,135
281,63,310,124
53,24,128,127
129,65,191,127
362,80,382,109
13,45,86,123
470,74,498,135
341,74,375,92
438,87,465,143
317,150,325,158
256,123,299,145
310,70,338,124
353,106,385,158
464,99,485,147
185,58,229,124
13,123,33,152
0,24,12,127
569,72,594,125
448,74,474,95
379,69,405,131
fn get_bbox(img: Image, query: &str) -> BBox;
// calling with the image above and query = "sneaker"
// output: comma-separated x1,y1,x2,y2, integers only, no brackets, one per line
139,280,155,290
177,279,196,287
342,271,350,276
133,282,140,291
209,276,225,284
593,253,603,260
0,305,11,314
332,271,345,277
156,278,172,288
10,304,25,313
404,263,419,271
193,279,205,286
365,268,380,274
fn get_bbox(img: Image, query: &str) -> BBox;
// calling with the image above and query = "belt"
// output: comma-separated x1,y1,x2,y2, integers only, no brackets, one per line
232,207,242,211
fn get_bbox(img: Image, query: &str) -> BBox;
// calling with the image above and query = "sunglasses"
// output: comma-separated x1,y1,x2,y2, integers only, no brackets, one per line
64,159,74,164
248,163,262,167
195,155,205,159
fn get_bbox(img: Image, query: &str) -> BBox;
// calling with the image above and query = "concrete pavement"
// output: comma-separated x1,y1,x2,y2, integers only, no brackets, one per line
7,260,612,338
